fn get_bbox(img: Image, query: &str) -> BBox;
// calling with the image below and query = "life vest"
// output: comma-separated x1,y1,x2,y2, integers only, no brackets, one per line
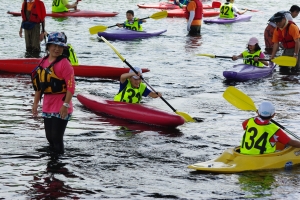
124,18,143,31
240,118,279,155
242,50,265,67
185,0,203,20
219,3,234,19
52,0,69,12
21,0,46,23
31,55,67,95
277,21,299,49
114,80,147,103
63,44,79,66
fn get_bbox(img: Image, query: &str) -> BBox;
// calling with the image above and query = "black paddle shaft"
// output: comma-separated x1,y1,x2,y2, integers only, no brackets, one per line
108,16,150,29
124,60,177,113
271,119,300,140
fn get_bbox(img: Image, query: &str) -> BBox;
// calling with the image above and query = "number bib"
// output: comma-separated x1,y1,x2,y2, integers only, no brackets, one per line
219,3,234,19
240,118,279,155
114,80,147,103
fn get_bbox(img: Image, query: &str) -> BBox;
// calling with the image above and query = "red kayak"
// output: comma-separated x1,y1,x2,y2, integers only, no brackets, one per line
137,1,221,10
7,10,118,18
167,9,220,18
0,58,149,79
77,94,185,127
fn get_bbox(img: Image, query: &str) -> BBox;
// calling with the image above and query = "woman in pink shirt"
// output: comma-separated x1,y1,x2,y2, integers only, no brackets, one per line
32,32,75,154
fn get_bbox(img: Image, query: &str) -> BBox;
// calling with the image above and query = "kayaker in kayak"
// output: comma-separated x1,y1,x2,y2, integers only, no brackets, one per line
52,0,78,12
232,37,269,67
116,10,146,31
270,11,300,72
240,101,300,155
219,0,247,19
42,31,79,65
174,0,188,8
32,32,75,154
186,0,203,36
114,67,162,103
19,0,46,55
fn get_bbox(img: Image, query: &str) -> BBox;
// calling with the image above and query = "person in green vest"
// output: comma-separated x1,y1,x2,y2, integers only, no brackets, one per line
219,0,247,19
116,10,146,31
52,0,78,13
232,37,269,67
240,101,300,155
114,67,162,104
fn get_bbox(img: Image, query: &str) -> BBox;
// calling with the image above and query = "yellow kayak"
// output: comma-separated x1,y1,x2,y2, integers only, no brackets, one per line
188,146,300,173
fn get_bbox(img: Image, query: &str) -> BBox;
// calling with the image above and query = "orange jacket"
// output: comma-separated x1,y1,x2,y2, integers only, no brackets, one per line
185,0,203,20
276,21,299,49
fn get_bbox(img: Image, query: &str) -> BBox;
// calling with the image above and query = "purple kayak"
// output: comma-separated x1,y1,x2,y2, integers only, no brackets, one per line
204,15,252,24
97,28,167,41
223,62,276,81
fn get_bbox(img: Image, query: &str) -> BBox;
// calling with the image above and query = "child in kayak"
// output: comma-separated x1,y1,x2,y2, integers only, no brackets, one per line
219,0,247,19
232,37,269,67
116,10,146,31
240,101,300,155
52,0,78,12
114,67,162,103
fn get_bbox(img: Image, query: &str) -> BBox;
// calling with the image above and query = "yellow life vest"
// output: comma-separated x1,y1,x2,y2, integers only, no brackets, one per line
31,56,67,94
114,80,147,103
124,18,143,31
240,118,279,155
242,50,265,67
52,0,68,12
67,44,78,66
219,3,234,19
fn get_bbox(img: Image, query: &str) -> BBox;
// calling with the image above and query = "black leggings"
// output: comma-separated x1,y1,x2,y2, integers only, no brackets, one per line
44,117,68,154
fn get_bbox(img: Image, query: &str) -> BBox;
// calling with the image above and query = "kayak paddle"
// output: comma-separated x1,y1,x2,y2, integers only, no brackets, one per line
240,8,259,12
196,54,297,67
89,10,168,34
100,36,195,123
223,86,300,140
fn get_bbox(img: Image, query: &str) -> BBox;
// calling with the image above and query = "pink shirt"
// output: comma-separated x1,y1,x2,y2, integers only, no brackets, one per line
40,57,75,114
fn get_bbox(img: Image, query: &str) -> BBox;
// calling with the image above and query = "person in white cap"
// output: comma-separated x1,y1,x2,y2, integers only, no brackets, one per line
114,67,162,103
240,101,300,155
232,37,269,67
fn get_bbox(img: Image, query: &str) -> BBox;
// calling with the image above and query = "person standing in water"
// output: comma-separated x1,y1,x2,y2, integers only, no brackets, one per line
19,0,46,55
32,32,75,154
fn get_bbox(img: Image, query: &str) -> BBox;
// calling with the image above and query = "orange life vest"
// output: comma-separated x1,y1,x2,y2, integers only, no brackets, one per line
277,21,299,49
185,0,203,20
21,0,46,23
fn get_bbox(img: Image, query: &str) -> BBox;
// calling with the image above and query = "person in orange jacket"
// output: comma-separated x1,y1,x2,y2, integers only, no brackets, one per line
19,0,46,55
186,0,203,36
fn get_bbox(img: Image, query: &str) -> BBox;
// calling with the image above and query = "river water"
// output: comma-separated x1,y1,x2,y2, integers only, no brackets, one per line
1,0,300,199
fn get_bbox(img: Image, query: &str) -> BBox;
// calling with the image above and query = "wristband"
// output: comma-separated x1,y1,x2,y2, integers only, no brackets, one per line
63,103,70,108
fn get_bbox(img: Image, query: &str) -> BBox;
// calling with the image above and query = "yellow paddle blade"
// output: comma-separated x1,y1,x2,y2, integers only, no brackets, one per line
175,111,196,122
271,56,297,67
195,54,216,58
89,25,107,34
223,86,257,111
150,10,168,20
100,36,125,61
